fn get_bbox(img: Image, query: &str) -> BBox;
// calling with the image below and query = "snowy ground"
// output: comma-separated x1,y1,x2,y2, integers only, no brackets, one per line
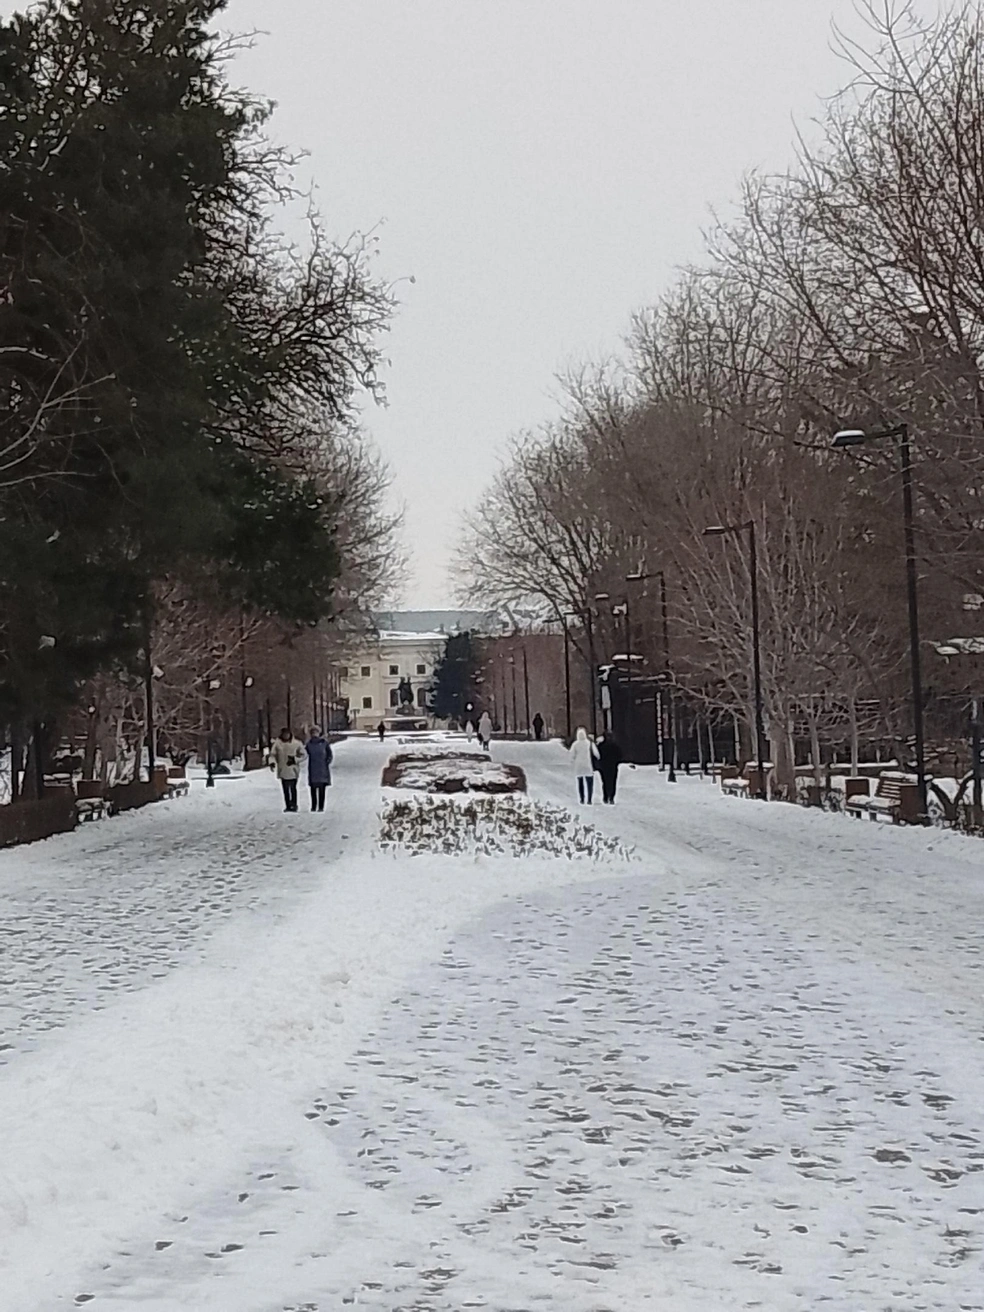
1,739,983,1310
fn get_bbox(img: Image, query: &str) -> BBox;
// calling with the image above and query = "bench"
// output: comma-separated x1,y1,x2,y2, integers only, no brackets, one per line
75,779,108,822
164,766,190,799
721,763,773,799
845,771,921,824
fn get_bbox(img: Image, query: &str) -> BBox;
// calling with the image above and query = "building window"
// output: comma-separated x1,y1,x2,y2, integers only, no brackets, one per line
338,666,349,679
362,696,373,710
361,666,371,678
417,687,428,707
416,664,426,675
389,664,399,676
389,688,400,707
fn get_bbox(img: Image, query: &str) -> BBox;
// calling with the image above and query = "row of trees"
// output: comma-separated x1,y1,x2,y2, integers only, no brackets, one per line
0,0,401,792
461,2,984,790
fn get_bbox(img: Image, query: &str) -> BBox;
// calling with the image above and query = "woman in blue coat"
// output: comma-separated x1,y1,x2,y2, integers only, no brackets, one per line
305,727,333,812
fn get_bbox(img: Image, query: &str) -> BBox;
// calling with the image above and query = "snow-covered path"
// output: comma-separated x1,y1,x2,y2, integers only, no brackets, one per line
1,740,983,1310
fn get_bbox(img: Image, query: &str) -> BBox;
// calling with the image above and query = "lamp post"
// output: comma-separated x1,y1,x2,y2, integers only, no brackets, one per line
703,521,767,799
831,424,927,817
562,617,573,741
509,653,518,735
522,645,531,737
626,570,677,781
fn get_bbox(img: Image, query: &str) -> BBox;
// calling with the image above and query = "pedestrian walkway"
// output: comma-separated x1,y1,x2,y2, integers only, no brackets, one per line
2,740,984,1310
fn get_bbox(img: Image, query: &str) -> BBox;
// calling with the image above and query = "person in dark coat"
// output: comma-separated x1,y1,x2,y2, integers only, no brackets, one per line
532,712,545,741
595,732,623,804
305,727,333,812
377,721,386,742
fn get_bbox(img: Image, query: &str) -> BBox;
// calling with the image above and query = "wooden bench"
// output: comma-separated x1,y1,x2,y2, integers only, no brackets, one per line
845,771,921,824
75,779,108,822
721,763,773,799
164,766,190,798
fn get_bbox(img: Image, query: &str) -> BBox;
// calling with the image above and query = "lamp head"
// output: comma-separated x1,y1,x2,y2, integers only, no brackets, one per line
831,429,867,449
702,525,728,537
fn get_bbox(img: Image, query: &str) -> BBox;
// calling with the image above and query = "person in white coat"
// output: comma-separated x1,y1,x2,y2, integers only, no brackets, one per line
477,711,493,753
569,726,599,803
269,727,305,812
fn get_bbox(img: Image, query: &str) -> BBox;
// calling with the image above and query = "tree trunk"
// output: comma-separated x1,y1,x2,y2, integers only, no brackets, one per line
807,705,823,792
771,723,795,798
9,723,23,801
849,694,859,776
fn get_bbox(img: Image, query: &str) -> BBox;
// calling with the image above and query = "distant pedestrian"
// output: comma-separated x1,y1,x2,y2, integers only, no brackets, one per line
569,726,599,803
532,712,545,741
270,727,305,812
305,726,333,812
377,721,386,742
595,732,623,804
477,711,493,753
464,719,475,742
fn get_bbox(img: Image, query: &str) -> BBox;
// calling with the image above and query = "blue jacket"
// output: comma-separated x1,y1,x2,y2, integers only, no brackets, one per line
305,736,333,785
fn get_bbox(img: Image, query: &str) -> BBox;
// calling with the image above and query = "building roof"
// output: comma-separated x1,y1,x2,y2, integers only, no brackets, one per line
372,609,497,635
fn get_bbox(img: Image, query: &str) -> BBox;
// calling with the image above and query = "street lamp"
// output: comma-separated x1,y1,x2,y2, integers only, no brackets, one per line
562,616,573,741
831,423,927,817
564,607,599,737
522,646,531,737
703,521,767,799
626,570,676,782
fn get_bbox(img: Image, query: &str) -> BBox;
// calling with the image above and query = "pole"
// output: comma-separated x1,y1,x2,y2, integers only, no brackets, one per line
899,426,928,818
510,659,518,736
239,611,248,757
563,620,572,741
144,610,155,785
32,719,45,798
522,646,531,737
748,520,767,799
972,698,982,813
265,697,272,748
586,609,598,738
256,708,265,754
660,573,677,782
286,681,292,735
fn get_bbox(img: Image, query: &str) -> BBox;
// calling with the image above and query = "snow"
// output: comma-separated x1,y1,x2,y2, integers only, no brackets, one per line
392,758,521,792
1,740,983,1308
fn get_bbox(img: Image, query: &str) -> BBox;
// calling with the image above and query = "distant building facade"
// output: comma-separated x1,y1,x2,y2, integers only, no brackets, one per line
338,629,445,730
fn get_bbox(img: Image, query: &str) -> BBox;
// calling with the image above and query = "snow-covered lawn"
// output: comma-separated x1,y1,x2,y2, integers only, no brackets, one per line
384,741,525,793
1,738,983,1309
380,791,633,860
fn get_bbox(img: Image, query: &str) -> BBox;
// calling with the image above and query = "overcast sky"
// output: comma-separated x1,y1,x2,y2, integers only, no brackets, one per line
2,0,940,606
224,0,942,609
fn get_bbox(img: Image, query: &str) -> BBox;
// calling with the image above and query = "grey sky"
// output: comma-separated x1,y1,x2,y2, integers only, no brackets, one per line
225,0,929,609
1,0,939,605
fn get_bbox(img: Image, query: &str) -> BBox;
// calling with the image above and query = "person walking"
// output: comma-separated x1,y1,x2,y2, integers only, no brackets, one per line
532,712,545,741
595,731,623,804
569,726,598,803
477,710,493,753
305,726,333,812
377,721,386,742
270,727,305,812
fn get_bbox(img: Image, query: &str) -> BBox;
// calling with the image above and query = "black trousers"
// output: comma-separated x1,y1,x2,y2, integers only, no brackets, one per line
281,778,298,810
600,768,618,803
577,774,594,803
310,783,327,811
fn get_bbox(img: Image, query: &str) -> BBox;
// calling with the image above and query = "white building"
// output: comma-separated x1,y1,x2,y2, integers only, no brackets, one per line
338,631,445,730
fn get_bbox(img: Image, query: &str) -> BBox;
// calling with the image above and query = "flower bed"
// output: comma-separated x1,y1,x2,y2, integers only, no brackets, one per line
382,750,525,794
380,793,633,860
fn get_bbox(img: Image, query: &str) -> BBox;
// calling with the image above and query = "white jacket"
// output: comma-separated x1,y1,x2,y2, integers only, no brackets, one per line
569,735,598,776
270,738,305,780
